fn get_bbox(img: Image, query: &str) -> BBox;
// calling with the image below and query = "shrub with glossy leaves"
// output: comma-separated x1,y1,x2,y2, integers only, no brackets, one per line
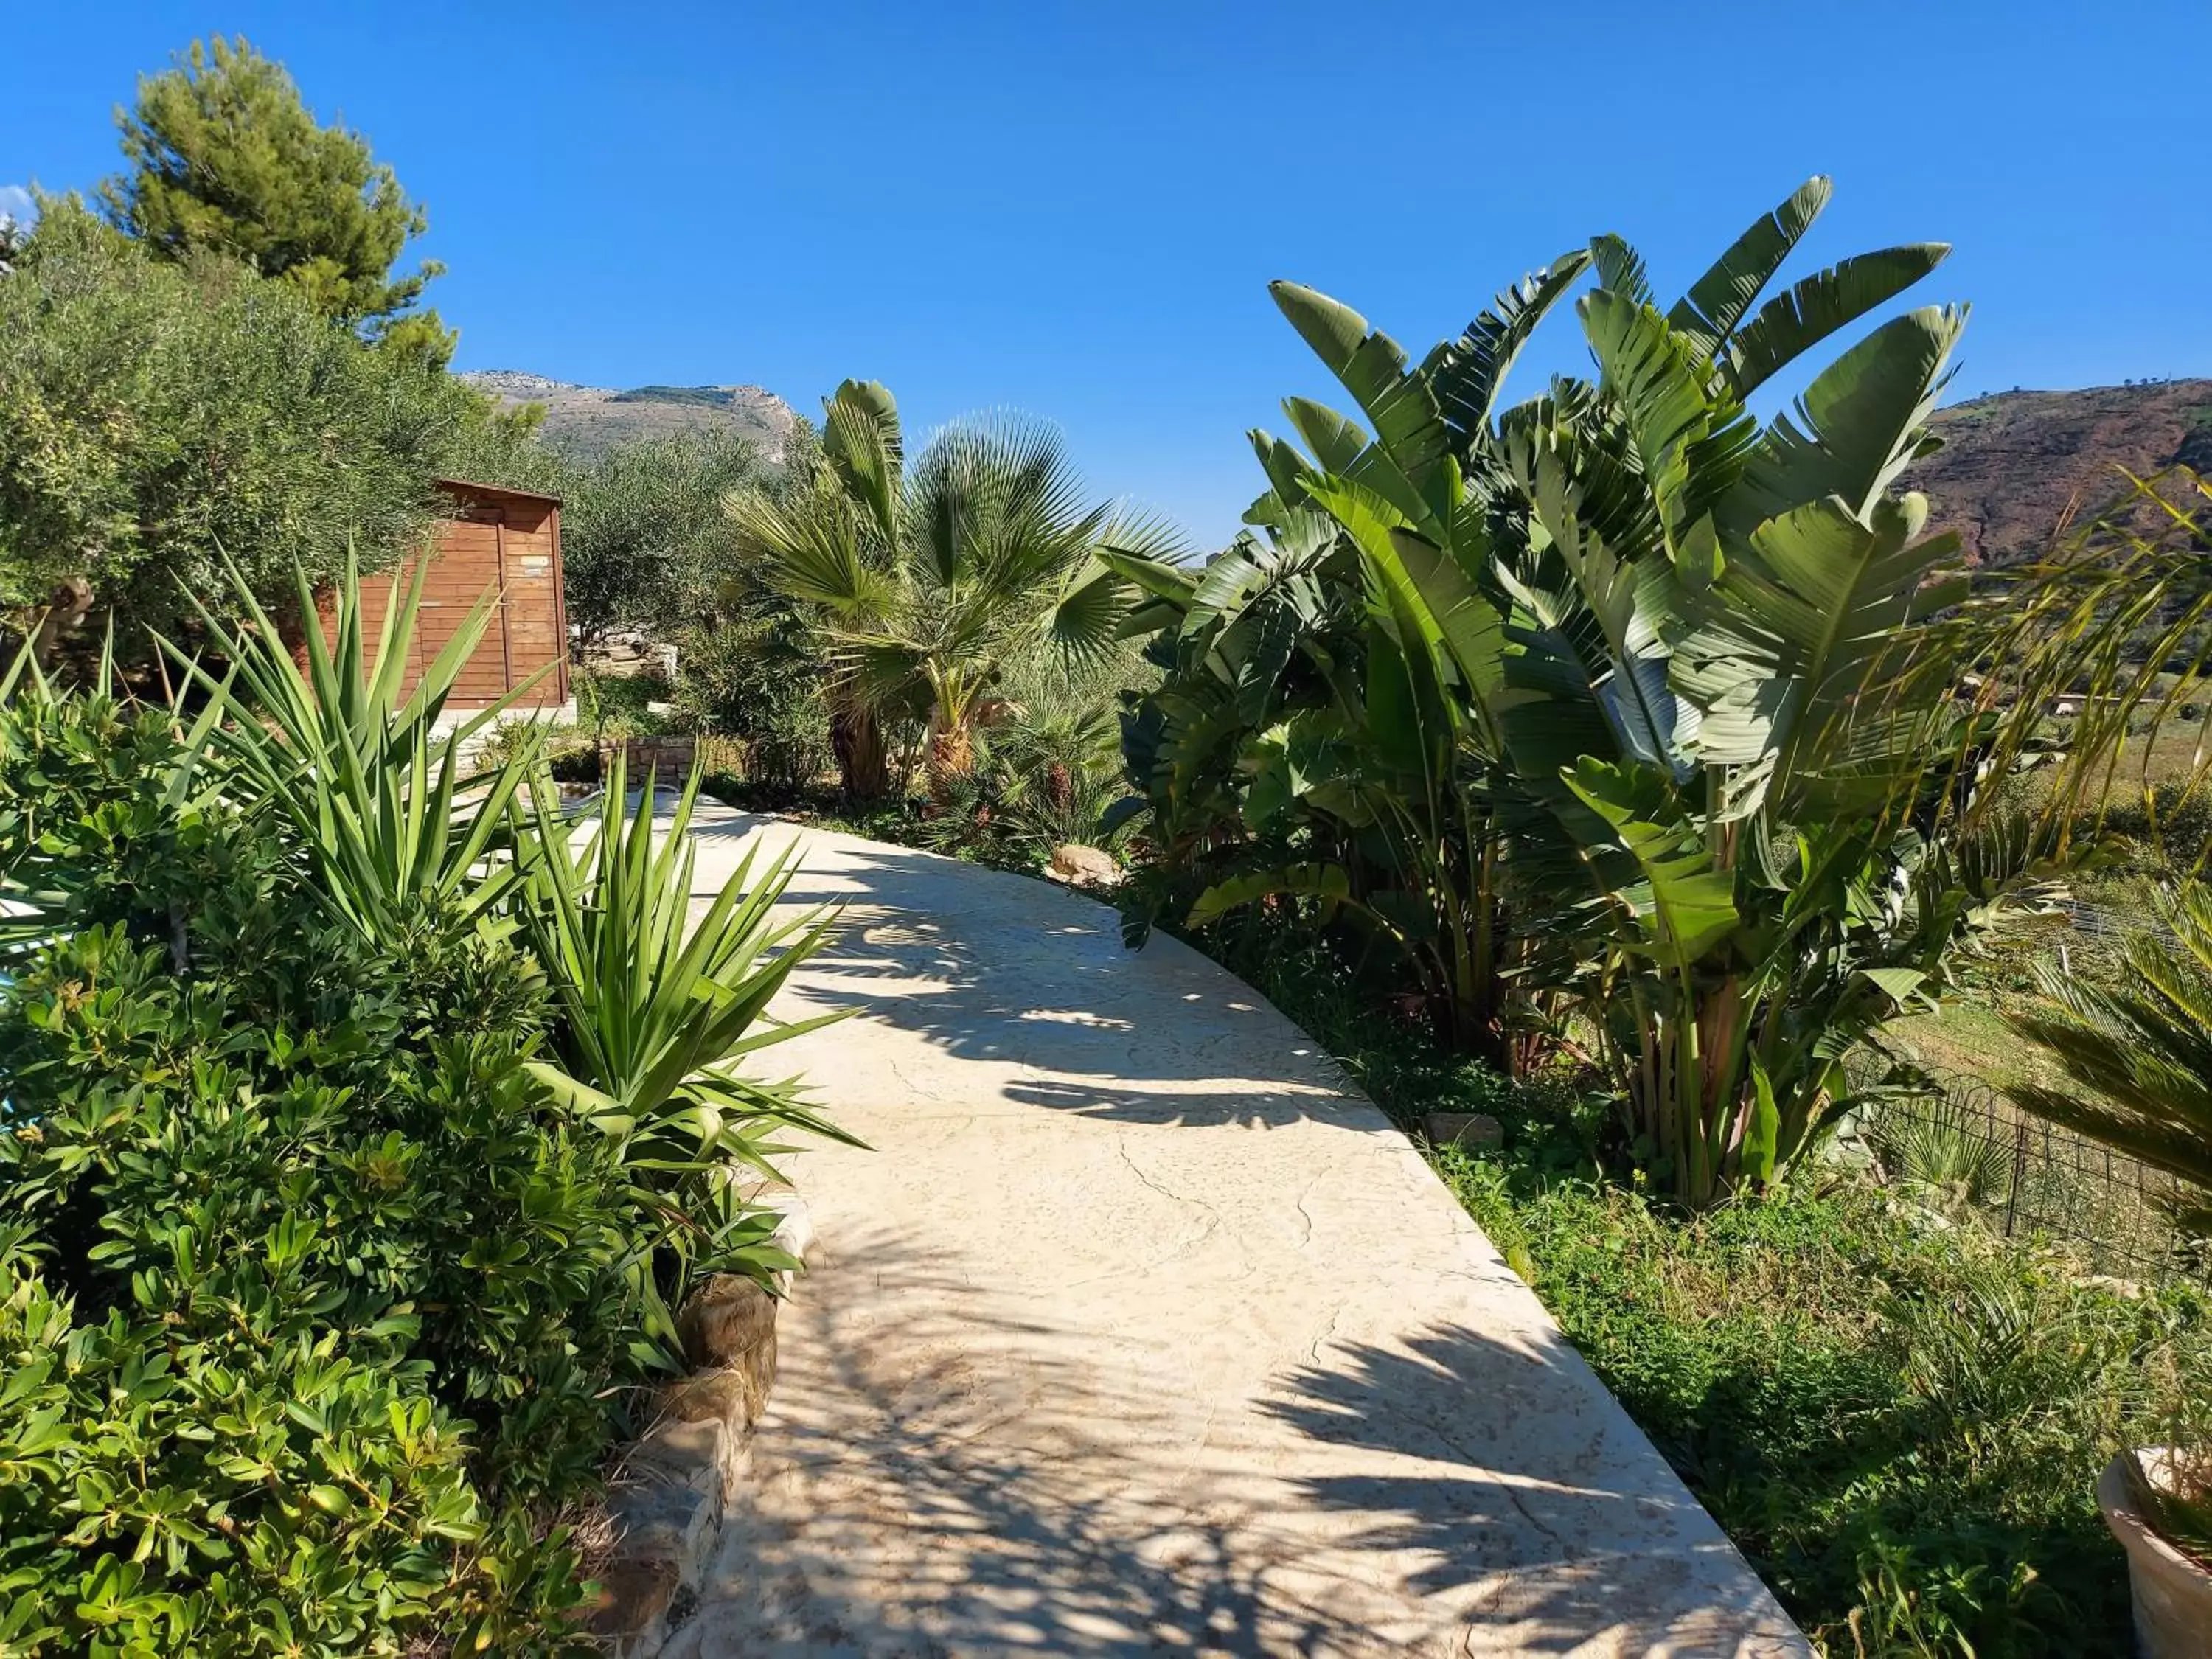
0,877,618,1651
0,559,838,1651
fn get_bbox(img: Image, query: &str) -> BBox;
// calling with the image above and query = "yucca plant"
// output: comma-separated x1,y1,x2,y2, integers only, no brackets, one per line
165,550,549,947
514,751,858,1186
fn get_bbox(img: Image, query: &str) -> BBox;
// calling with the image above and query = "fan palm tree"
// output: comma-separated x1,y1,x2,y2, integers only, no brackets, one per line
727,380,1175,801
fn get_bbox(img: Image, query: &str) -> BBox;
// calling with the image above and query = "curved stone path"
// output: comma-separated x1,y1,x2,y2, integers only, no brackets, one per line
669,804,1807,1658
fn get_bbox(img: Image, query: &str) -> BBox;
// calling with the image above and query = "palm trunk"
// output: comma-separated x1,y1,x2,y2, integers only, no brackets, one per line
925,717,976,804
832,703,889,801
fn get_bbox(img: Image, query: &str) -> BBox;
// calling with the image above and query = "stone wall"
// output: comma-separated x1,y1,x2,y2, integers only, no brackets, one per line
587,1200,808,1656
600,735,697,787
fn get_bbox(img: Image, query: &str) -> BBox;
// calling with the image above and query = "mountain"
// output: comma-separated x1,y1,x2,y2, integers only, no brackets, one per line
462,371,801,463
1909,379,2212,566
460,368,2211,561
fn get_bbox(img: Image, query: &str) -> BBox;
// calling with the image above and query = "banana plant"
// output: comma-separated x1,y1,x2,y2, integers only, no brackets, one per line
1425,212,2069,1203
1105,499,1535,1061
1107,239,1604,1063
1119,178,2111,1197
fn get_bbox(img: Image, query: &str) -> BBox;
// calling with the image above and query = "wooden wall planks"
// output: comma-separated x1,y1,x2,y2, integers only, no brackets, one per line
316,481,569,709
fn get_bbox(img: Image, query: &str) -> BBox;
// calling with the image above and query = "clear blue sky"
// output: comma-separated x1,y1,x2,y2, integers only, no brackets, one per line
7,1,2208,547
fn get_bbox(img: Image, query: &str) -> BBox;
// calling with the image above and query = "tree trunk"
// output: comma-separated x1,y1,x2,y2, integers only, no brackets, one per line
832,703,889,801
925,720,976,804
30,577,94,671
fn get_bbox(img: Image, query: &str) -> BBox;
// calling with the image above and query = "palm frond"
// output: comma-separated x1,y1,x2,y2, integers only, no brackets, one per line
2006,883,2212,1194
822,378,904,544
1587,233,1654,307
1732,305,1965,530
1723,244,1951,397
1429,251,1593,457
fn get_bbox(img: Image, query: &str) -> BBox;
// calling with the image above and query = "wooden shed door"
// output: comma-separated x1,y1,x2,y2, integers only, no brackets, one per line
490,501,565,706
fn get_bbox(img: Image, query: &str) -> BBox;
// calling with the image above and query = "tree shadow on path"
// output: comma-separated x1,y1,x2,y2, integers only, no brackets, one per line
668,1227,1801,1658
1259,1321,1806,1657
691,813,1384,1132
665,1223,1380,1658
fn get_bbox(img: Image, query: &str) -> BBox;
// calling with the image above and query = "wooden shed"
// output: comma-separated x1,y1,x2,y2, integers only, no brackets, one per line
334,479,571,709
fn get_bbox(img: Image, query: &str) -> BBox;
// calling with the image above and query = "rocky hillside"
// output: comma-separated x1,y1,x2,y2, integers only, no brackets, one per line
462,371,801,463
1910,379,2212,566
458,368,2210,560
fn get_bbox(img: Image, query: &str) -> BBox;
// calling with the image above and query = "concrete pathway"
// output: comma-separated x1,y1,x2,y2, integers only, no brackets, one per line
667,805,1808,1658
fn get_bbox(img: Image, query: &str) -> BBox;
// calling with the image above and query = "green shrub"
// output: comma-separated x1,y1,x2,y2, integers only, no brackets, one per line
0,200,542,633
574,666,671,738
670,617,834,796
0,656,210,957
917,699,1131,870
1498,1183,2205,1657
551,430,769,643
0,757,609,1651
0,559,839,1653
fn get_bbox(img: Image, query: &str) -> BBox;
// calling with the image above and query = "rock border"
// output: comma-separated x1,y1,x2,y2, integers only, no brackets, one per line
587,1198,811,1657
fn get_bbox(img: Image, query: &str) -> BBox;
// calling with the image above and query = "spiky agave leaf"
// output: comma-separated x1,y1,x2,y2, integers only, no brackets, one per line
515,749,859,1175
162,549,552,947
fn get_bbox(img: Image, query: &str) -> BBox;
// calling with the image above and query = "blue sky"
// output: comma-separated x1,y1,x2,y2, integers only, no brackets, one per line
7,1,2208,547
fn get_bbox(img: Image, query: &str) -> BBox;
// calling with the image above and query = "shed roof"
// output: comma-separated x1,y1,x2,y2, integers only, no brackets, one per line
434,476,564,508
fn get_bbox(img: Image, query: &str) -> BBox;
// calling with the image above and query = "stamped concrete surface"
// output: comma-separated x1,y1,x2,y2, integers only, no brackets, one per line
666,804,1808,1658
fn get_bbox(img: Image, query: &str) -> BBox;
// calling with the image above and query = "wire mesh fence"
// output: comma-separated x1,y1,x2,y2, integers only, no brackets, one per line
1842,1053,2211,1287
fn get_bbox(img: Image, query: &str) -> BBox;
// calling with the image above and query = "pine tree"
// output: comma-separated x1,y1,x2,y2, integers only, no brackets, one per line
98,36,455,365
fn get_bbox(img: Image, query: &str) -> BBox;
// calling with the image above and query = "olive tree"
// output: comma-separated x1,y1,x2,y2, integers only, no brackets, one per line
0,200,538,637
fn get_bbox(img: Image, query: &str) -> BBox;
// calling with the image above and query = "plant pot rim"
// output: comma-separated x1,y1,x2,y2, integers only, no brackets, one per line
2099,1447,2212,1585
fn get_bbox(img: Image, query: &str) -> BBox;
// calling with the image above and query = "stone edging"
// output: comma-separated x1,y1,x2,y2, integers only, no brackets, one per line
587,1199,811,1656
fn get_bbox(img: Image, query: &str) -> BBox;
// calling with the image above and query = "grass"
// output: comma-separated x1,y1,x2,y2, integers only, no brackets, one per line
1880,1001,2067,1093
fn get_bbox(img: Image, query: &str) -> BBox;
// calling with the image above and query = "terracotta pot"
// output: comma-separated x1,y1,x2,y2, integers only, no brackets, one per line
2099,1450,2212,1658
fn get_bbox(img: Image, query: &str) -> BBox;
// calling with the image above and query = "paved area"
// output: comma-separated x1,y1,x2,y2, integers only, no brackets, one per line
667,805,1808,1658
